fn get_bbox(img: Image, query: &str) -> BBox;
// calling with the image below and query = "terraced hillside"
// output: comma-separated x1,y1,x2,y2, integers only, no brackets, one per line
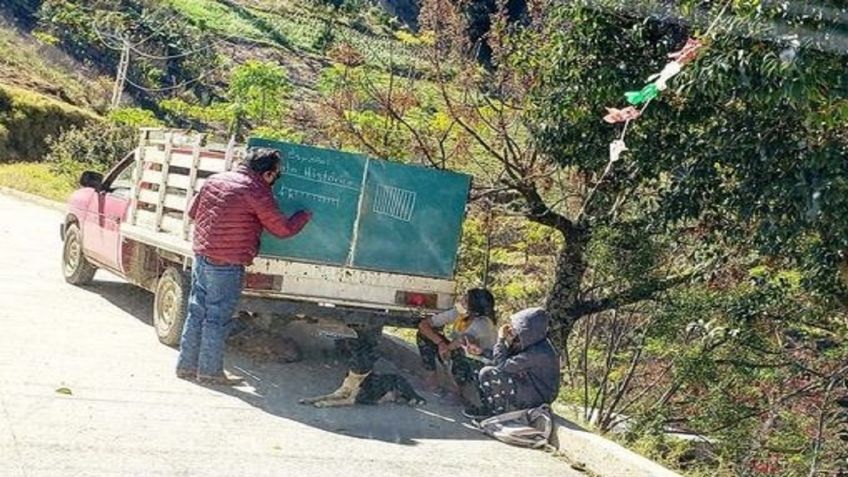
0,0,426,160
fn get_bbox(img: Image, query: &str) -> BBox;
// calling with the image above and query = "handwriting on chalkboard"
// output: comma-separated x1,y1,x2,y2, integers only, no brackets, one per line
285,149,330,166
373,184,416,222
283,163,360,190
280,187,340,208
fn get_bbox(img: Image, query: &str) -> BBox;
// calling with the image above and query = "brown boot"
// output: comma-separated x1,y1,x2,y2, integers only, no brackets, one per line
197,371,245,386
176,368,197,380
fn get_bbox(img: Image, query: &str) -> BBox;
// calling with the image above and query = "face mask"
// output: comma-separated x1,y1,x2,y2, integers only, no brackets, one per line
267,170,280,186
455,301,468,316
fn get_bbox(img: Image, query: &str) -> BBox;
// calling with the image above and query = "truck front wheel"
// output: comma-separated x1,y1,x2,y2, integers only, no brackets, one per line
154,267,190,346
62,222,97,285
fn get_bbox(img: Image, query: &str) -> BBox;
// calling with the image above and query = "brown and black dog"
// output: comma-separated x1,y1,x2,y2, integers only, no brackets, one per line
299,370,426,408
299,333,426,408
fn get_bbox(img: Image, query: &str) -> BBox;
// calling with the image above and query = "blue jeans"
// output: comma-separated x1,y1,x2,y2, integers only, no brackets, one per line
176,256,245,377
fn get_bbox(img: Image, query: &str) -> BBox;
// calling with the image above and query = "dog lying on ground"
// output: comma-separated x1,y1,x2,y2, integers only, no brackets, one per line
299,371,426,408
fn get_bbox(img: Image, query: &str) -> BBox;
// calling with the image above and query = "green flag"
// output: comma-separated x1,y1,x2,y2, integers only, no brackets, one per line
625,84,659,105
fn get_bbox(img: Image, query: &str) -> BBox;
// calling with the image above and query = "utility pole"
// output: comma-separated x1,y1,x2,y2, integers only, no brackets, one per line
110,38,130,110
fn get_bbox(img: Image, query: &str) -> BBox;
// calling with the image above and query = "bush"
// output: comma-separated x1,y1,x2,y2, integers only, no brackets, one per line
249,125,304,143
46,124,137,181
107,108,162,128
312,20,335,52
0,85,97,162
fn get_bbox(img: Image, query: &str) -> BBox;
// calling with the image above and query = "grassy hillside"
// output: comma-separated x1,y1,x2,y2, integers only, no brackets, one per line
0,162,75,200
164,0,423,87
0,84,100,162
0,0,425,161
0,18,108,111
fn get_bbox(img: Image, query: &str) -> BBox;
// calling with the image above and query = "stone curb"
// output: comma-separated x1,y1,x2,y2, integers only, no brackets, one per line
379,334,682,477
0,187,65,212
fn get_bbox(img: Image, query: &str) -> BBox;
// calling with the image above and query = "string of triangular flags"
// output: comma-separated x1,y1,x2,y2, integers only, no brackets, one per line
602,37,703,163
575,3,730,221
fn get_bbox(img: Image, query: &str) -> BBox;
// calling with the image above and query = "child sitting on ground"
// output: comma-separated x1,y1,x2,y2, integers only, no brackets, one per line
464,307,560,419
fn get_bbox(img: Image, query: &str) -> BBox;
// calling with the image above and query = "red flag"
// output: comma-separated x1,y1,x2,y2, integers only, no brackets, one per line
603,106,641,124
668,38,703,64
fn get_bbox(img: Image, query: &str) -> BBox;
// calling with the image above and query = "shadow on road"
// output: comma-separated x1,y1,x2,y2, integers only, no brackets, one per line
88,279,155,326
86,279,486,446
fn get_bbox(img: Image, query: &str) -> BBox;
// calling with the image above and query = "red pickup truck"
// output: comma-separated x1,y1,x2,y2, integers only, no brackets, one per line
60,129,458,345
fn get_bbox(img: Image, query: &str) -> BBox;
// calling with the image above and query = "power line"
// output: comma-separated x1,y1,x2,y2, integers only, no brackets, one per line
128,42,217,60
122,60,230,93
128,13,184,48
90,12,231,107
92,24,128,52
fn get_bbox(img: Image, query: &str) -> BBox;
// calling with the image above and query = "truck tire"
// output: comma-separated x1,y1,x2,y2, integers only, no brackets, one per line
62,222,97,285
154,267,190,346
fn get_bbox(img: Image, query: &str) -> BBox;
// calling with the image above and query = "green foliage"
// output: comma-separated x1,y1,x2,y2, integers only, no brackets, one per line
107,108,162,128
312,20,335,52
565,262,848,475
160,98,234,125
167,0,417,71
169,0,267,40
586,224,664,287
31,31,60,46
528,0,848,298
39,0,222,104
341,2,848,474
313,0,369,15
316,61,463,166
249,125,305,143
46,123,136,180
230,60,292,126
0,85,97,162
159,61,295,137
0,162,75,202
394,30,422,46
0,25,101,110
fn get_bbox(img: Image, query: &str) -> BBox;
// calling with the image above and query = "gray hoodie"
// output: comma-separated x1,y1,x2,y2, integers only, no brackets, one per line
492,308,561,407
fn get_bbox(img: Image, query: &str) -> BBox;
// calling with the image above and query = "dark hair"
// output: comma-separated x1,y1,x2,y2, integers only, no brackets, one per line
245,148,281,174
467,288,496,322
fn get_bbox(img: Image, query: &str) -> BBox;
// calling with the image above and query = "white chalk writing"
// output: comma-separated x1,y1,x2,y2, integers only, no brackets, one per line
280,187,340,208
283,164,359,190
285,150,330,166
373,185,416,222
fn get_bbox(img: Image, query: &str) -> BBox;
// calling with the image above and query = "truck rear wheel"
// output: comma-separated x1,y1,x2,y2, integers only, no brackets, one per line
62,222,97,285
154,267,190,346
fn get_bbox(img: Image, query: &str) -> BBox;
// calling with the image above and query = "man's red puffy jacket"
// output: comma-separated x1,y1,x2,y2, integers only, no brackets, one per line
188,166,310,265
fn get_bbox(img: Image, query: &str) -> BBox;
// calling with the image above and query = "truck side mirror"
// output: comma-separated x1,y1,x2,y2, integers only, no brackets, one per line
79,171,104,191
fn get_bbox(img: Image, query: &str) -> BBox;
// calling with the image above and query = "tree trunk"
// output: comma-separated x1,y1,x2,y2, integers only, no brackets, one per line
546,226,589,347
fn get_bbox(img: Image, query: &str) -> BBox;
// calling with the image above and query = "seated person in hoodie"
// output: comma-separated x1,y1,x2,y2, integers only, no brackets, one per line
417,288,497,401
466,307,561,418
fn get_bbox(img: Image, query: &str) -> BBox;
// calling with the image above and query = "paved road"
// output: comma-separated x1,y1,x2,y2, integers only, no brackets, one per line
0,193,579,477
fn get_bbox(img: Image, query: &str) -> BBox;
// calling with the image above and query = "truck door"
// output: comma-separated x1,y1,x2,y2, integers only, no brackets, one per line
83,154,134,270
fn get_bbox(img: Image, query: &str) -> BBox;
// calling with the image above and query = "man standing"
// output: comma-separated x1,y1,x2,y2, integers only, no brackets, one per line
176,148,311,385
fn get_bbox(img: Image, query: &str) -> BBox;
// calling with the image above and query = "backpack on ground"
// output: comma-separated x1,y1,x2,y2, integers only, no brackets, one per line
475,404,554,449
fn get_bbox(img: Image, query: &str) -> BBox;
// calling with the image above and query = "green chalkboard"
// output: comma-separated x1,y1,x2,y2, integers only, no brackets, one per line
248,137,471,279
251,139,366,265
352,160,470,277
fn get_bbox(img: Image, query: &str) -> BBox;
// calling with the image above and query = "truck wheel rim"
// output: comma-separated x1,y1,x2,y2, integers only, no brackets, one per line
63,231,81,277
156,281,178,331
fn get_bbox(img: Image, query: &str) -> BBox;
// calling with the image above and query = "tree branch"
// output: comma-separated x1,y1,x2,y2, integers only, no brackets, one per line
515,181,575,234
567,268,703,318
